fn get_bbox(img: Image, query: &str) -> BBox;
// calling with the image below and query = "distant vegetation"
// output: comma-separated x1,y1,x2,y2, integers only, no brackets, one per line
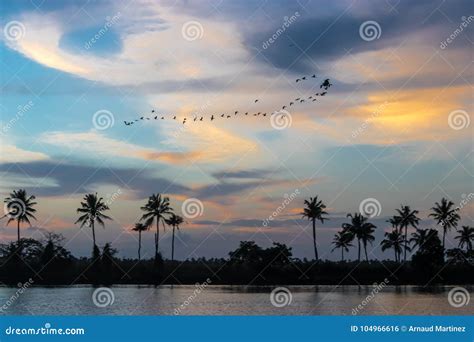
0,189,473,286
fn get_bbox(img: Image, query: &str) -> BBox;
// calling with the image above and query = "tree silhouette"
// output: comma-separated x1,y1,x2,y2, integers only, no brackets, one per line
140,194,173,262
394,205,420,262
74,193,111,249
331,229,353,261
301,196,328,260
429,198,460,250
455,226,474,252
165,213,184,261
381,229,404,262
410,228,431,253
3,189,37,243
342,213,376,261
132,223,147,260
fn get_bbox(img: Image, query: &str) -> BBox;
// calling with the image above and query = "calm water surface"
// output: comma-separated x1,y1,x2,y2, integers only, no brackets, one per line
0,285,472,315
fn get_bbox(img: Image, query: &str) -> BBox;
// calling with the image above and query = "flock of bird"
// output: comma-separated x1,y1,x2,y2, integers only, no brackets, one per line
123,77,332,126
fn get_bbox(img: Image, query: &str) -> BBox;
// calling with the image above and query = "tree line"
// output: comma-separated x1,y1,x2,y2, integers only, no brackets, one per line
2,190,473,264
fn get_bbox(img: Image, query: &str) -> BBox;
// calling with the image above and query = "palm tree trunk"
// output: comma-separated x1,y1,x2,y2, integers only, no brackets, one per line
171,225,175,261
138,231,142,260
357,239,361,261
394,249,397,262
442,227,446,250
404,226,407,262
312,219,318,260
91,222,96,248
155,219,160,260
364,242,368,261
341,248,344,262
17,220,20,243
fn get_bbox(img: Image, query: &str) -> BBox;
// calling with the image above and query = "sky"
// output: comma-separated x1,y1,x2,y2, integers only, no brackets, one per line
0,0,472,261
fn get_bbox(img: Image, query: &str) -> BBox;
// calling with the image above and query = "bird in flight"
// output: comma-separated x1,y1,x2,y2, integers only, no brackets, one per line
296,78,301,83
312,74,316,78
320,79,332,90
211,115,214,121
254,99,259,103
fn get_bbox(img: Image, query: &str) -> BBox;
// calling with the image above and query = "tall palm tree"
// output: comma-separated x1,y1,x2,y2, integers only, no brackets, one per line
342,213,376,262
301,196,329,260
455,226,474,252
381,229,404,262
132,223,147,260
140,194,173,261
331,229,353,261
394,205,420,262
165,213,184,261
75,193,111,248
429,198,460,249
4,189,37,243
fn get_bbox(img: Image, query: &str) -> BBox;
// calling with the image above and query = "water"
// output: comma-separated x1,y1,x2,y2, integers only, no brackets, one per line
0,285,471,315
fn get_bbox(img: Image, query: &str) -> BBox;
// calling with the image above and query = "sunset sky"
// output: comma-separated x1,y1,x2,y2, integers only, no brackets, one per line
0,0,472,260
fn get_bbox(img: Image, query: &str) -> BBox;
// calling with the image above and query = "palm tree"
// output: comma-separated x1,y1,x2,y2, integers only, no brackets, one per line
429,198,460,249
331,229,353,261
394,205,420,262
75,193,111,248
381,229,404,262
301,196,329,260
410,228,430,253
165,213,184,261
132,223,147,260
342,213,376,262
140,194,173,261
455,226,474,252
4,189,37,243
